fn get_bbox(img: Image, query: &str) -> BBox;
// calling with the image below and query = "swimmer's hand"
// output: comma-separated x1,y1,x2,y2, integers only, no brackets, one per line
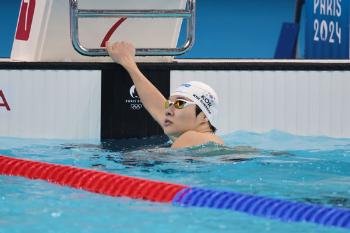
106,41,136,70
105,41,167,127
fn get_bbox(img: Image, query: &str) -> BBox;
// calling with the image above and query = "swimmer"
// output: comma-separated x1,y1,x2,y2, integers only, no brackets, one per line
106,41,224,148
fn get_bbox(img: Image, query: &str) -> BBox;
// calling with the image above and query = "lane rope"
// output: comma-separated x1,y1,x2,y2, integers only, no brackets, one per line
1,155,349,229
173,188,350,229
0,155,186,202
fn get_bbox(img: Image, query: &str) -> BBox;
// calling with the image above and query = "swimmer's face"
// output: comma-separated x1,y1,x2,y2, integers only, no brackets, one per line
163,95,202,137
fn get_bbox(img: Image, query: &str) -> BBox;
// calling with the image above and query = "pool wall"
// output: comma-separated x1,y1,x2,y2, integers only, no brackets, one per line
0,69,101,139
171,67,350,137
0,61,349,139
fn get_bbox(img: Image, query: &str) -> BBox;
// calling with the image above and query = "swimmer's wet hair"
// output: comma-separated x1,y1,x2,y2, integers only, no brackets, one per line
195,105,217,133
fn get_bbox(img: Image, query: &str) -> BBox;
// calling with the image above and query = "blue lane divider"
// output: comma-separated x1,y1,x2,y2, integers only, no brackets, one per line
172,188,350,229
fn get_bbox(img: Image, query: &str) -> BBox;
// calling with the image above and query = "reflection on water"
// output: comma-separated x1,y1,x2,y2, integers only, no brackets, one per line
61,135,296,176
121,143,262,166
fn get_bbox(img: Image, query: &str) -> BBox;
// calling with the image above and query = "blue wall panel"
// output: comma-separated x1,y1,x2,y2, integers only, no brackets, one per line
0,0,21,58
178,0,295,58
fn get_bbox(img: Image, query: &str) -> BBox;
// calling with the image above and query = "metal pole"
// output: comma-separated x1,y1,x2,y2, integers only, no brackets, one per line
69,0,196,56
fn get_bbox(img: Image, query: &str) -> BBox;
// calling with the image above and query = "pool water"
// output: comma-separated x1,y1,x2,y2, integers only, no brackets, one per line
1,130,350,233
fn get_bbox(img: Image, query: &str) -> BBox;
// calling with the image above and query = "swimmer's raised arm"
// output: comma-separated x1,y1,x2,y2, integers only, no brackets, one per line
106,41,166,127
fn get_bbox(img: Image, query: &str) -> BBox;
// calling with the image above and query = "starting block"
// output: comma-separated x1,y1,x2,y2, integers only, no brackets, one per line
11,0,195,62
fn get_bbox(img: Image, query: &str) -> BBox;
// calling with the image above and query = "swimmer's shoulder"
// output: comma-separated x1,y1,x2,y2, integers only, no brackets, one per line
171,131,224,149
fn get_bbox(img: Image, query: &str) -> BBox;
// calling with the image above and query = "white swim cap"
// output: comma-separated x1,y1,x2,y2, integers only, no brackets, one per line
171,81,219,127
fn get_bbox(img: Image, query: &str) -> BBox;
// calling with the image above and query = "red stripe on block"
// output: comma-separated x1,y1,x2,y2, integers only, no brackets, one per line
0,155,187,202
100,17,127,47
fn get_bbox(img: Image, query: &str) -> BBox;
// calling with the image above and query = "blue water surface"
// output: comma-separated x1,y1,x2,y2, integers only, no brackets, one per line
1,130,350,233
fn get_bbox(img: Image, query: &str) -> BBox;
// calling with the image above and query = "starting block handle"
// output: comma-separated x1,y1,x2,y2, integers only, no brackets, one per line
69,0,196,56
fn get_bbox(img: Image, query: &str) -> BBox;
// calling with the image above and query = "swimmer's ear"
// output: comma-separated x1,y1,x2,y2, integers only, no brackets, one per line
198,112,208,123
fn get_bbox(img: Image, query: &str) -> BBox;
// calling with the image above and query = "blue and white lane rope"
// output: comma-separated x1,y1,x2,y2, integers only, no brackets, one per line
173,188,350,229
1,155,349,229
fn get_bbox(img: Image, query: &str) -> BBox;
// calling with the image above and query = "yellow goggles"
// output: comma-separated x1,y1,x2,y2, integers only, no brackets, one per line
164,99,195,109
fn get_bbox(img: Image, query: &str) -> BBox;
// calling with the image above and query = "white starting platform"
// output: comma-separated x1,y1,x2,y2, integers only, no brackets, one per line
11,0,194,62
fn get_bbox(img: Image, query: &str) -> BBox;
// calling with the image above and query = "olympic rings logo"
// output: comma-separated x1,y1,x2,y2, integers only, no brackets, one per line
130,103,143,110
